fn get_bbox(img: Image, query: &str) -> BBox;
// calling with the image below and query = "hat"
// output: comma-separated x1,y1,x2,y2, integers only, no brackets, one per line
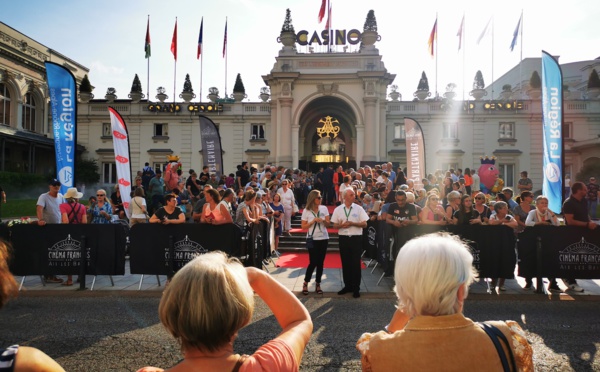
49,178,61,186
64,187,83,199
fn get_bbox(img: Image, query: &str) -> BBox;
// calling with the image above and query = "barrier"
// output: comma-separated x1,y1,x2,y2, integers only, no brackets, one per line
517,226,600,279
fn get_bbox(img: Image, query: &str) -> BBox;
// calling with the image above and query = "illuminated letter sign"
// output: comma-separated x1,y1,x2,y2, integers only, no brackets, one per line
297,29,362,46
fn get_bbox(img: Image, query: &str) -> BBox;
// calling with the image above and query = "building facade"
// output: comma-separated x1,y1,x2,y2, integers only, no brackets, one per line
2,21,599,192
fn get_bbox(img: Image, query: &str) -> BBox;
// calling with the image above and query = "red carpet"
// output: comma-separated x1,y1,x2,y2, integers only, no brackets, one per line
276,252,366,269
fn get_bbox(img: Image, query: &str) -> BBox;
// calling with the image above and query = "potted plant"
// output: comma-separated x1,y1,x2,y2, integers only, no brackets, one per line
155,86,168,102
470,70,487,100
232,73,247,102
587,68,600,99
444,83,457,100
501,84,512,100
278,9,296,49
128,74,145,103
527,70,542,99
207,87,220,103
413,71,431,101
105,87,117,103
389,84,401,101
361,10,380,46
259,86,270,102
79,74,94,103
179,74,196,103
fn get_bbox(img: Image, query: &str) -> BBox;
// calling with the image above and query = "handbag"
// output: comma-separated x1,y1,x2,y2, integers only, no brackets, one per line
477,322,517,372
306,215,319,250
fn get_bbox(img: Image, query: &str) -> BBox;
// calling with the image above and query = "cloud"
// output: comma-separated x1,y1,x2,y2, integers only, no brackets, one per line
89,61,125,75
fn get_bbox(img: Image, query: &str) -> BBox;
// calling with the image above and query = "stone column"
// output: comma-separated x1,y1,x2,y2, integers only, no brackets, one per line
269,100,278,164
279,97,293,168
292,124,299,168
363,97,377,162
355,124,364,167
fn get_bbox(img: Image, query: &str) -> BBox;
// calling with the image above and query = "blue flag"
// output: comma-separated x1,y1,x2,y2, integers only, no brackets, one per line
45,62,77,195
541,51,563,213
510,14,521,51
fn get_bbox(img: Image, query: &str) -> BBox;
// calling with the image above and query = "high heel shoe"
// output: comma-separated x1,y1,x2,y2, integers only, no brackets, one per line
316,283,323,295
302,282,309,295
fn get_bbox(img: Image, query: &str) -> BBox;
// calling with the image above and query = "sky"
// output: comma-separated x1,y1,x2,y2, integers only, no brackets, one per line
3,0,599,102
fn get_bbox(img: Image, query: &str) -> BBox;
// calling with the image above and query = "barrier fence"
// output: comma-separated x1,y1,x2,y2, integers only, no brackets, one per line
5,223,600,282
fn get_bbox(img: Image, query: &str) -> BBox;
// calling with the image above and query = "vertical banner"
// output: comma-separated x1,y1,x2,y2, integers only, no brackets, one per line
108,107,132,218
199,115,224,178
541,51,563,213
404,117,426,190
45,62,77,195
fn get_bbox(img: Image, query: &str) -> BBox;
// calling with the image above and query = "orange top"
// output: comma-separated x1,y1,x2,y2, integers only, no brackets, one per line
464,174,473,187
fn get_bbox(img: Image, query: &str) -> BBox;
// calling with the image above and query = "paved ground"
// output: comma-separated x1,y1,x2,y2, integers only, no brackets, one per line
15,255,600,299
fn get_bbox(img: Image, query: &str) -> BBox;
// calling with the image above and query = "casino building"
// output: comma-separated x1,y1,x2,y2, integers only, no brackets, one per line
1,18,599,191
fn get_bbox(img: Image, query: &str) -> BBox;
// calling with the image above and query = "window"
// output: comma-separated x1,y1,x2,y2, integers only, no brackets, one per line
394,123,405,139
251,124,265,140
153,162,163,174
442,163,458,173
442,122,457,139
498,164,515,188
499,122,514,139
102,162,117,184
22,93,37,132
0,83,11,126
564,121,572,139
102,123,112,137
154,123,168,137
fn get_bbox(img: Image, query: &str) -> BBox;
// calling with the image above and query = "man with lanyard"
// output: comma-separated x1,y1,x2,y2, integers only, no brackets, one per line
559,181,597,292
385,190,418,256
330,188,368,298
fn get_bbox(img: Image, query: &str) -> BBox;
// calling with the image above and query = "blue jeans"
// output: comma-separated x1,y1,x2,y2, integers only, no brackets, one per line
588,199,598,219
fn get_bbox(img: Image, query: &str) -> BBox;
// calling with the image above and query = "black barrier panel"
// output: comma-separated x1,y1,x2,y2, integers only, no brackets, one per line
0,223,9,242
9,224,126,276
518,226,600,279
129,223,242,275
363,220,378,259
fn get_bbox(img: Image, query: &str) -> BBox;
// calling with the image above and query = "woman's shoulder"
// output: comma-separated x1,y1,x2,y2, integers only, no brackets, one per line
318,205,329,214
484,320,534,371
240,339,298,371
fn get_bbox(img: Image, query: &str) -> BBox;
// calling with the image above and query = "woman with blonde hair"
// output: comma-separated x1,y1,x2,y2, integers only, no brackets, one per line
130,187,148,226
420,194,448,225
137,252,312,372
300,190,331,295
356,233,533,371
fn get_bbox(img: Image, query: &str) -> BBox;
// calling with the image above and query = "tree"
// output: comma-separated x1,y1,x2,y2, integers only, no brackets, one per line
76,158,100,185
363,10,377,32
417,71,429,91
233,73,245,94
281,8,295,33
473,70,485,89
587,69,600,89
529,71,541,89
80,74,93,93
130,74,143,93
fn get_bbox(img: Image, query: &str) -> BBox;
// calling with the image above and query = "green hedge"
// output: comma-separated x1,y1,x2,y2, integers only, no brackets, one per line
0,172,47,192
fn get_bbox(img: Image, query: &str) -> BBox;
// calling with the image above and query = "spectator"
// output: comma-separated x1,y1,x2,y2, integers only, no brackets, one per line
149,194,185,225
36,179,66,284
186,172,201,207
453,194,482,226
236,162,250,191
200,189,227,225
277,180,296,236
586,176,600,219
473,192,491,224
129,187,148,226
488,201,518,292
110,185,126,220
60,187,87,286
525,195,559,291
420,194,448,225
445,191,461,222
561,181,597,292
198,165,210,183
300,190,331,295
89,189,113,224
136,252,312,371
148,169,165,214
356,233,533,371
471,169,481,194
502,187,518,212
463,167,472,195
192,185,214,223
517,171,533,192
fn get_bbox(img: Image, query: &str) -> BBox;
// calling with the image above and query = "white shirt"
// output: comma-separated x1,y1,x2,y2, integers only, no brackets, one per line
471,173,481,191
301,205,330,240
331,203,369,236
277,187,295,208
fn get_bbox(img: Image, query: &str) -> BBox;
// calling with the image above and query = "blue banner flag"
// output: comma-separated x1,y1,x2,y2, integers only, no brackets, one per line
541,51,563,213
45,62,77,195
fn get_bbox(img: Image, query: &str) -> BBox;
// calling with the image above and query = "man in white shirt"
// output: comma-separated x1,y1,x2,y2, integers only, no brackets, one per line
471,169,481,194
330,188,368,298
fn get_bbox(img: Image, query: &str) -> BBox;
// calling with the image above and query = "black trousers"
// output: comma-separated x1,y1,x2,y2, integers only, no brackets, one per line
304,239,328,283
338,235,363,292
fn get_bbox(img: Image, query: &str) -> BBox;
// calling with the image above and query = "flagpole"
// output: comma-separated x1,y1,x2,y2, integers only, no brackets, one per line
491,17,495,100
519,10,523,98
224,17,228,98
199,17,203,103
147,15,150,102
173,17,177,104
462,13,465,101
435,12,438,99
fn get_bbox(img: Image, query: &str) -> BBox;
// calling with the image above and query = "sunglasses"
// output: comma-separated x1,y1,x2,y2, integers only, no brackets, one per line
316,196,322,199
97,194,105,197
475,197,485,200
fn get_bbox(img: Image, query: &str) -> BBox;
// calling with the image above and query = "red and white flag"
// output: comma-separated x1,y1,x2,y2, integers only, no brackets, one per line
171,19,178,60
318,0,327,23
108,107,132,218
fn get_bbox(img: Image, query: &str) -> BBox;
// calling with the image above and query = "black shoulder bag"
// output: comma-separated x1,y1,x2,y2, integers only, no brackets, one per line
478,322,517,372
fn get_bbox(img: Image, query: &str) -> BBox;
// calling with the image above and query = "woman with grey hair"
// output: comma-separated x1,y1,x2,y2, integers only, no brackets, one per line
356,233,533,371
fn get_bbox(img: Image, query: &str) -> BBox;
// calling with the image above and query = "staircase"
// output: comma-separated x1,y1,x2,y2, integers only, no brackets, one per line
278,212,340,252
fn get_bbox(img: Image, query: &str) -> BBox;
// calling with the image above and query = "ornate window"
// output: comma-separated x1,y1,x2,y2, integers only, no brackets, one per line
499,122,514,139
394,123,405,140
0,83,11,126
251,124,265,140
154,123,168,137
442,122,457,139
498,163,515,188
102,162,117,184
22,92,37,132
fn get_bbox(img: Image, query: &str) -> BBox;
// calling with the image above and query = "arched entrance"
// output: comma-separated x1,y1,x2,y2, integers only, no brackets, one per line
298,96,357,171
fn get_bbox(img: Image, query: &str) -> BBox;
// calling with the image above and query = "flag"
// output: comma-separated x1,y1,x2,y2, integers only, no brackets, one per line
325,1,332,30
222,20,227,58
318,0,327,23
428,18,437,57
404,118,426,191
199,115,224,179
197,18,203,59
477,17,492,45
171,19,177,60
456,15,464,51
108,107,132,219
45,62,77,195
541,51,563,213
144,18,151,58
510,14,522,51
